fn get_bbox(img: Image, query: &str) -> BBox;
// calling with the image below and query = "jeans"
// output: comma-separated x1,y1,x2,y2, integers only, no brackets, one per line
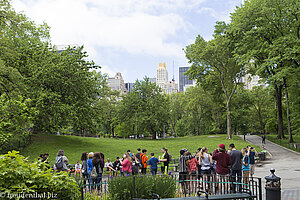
231,169,242,192
88,173,96,191
151,168,157,175
96,173,102,191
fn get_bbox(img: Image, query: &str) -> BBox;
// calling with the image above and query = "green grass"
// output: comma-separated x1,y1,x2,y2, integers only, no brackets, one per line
19,134,261,165
266,134,300,153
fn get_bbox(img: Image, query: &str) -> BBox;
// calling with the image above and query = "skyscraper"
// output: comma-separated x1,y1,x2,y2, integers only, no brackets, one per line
156,62,168,86
179,66,193,92
107,72,128,94
155,63,178,94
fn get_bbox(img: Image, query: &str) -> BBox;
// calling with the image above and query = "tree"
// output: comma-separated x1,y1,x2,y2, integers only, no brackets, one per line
118,78,168,139
185,24,244,139
168,93,185,136
230,0,300,139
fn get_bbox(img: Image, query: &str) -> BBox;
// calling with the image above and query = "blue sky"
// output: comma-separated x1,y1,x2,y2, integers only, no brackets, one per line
13,0,243,83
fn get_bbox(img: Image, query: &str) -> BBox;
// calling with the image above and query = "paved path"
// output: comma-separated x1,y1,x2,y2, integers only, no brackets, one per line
243,135,300,200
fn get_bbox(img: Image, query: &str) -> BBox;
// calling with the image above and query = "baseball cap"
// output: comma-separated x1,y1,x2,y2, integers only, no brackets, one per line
218,144,225,149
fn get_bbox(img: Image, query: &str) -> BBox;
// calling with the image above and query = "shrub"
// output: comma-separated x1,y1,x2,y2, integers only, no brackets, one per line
108,175,176,200
0,151,80,199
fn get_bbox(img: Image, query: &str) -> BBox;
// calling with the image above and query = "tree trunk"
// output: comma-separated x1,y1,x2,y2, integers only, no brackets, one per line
257,103,265,134
284,79,293,143
274,83,285,139
226,101,232,139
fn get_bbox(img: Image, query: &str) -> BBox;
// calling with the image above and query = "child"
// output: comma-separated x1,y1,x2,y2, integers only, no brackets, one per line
148,153,159,175
241,148,250,187
75,160,82,175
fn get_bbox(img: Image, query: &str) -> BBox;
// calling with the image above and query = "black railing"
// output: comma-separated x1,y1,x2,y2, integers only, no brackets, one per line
79,174,262,200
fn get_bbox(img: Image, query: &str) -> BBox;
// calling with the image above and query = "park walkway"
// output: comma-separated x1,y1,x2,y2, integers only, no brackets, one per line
243,135,300,200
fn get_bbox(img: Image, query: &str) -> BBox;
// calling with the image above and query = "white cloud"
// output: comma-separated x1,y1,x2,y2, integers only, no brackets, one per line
12,0,205,59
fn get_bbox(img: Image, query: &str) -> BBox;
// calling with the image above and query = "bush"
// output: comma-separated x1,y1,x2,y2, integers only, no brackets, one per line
108,175,176,200
0,151,80,199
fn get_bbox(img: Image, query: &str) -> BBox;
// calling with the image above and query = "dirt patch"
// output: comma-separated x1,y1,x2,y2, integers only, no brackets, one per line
207,136,220,138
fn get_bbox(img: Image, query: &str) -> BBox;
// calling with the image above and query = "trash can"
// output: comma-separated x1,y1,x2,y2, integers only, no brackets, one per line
265,168,281,200
258,152,266,161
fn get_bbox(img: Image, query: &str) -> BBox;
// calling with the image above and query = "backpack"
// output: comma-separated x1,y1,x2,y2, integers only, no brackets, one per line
168,154,172,162
140,153,148,168
91,166,98,179
186,158,197,172
55,156,64,170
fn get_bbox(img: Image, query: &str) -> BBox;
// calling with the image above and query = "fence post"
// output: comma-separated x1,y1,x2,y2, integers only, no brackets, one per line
81,186,84,200
132,175,135,199
258,177,262,200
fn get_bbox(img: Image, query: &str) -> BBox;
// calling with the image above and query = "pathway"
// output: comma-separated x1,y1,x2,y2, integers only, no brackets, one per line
243,135,300,200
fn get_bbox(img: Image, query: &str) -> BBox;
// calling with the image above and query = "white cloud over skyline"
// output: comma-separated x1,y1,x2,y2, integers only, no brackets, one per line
12,0,242,82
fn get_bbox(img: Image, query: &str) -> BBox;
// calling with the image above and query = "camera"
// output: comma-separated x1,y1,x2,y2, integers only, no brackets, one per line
250,147,253,150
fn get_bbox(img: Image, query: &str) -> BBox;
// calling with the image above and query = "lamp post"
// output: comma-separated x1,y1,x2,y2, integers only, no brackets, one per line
243,123,246,141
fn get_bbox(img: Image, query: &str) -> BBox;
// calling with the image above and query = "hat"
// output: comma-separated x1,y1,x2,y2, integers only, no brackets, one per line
88,152,94,158
116,156,120,159
218,144,225,149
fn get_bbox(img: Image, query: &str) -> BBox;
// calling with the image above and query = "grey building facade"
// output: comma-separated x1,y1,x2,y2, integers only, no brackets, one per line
179,66,193,92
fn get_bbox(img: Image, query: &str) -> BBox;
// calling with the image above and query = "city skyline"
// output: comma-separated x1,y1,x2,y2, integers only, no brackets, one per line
12,0,244,82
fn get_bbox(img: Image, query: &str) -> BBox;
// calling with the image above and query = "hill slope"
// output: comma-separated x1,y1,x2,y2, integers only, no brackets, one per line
20,134,258,164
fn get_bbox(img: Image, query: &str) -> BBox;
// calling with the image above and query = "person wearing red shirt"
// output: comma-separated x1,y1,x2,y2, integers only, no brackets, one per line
212,144,232,194
120,153,132,176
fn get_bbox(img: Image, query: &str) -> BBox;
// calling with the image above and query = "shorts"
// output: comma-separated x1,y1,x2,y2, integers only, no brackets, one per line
201,169,211,175
249,164,255,175
190,170,197,175
179,172,187,182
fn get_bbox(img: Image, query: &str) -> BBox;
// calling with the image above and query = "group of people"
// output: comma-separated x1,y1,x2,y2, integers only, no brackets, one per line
50,143,258,194
178,143,258,194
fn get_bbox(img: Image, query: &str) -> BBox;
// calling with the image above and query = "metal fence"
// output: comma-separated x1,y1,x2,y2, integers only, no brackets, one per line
79,173,262,200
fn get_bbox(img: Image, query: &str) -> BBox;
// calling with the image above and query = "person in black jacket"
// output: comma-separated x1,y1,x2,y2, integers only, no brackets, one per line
92,152,103,193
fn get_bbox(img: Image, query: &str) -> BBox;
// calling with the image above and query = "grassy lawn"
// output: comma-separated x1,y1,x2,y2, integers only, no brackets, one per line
19,134,261,165
266,134,300,153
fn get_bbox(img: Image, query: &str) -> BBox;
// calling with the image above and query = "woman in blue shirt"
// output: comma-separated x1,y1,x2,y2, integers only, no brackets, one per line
87,152,94,191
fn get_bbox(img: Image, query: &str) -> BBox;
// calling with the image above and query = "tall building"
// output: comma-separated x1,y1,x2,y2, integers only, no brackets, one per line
155,63,178,94
179,66,193,92
107,72,128,94
125,83,135,93
156,63,168,86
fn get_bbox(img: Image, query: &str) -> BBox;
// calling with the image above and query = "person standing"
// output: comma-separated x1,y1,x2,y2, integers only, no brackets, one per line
148,153,160,175
87,152,94,191
228,143,243,193
242,148,250,187
262,135,266,144
55,150,69,172
136,148,142,161
92,152,104,193
120,153,132,176
140,149,148,174
159,147,169,175
178,148,192,195
199,147,213,193
247,146,258,178
81,152,88,185
212,144,232,194
131,154,140,175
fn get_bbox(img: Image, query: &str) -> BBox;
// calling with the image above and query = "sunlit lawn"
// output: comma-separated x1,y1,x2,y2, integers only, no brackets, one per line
20,134,261,165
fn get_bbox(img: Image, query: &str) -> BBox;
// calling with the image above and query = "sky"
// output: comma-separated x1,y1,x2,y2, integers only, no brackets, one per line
12,0,243,83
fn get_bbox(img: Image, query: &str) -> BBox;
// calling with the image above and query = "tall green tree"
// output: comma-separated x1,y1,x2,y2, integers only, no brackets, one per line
185,24,244,139
230,0,300,139
118,78,168,139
